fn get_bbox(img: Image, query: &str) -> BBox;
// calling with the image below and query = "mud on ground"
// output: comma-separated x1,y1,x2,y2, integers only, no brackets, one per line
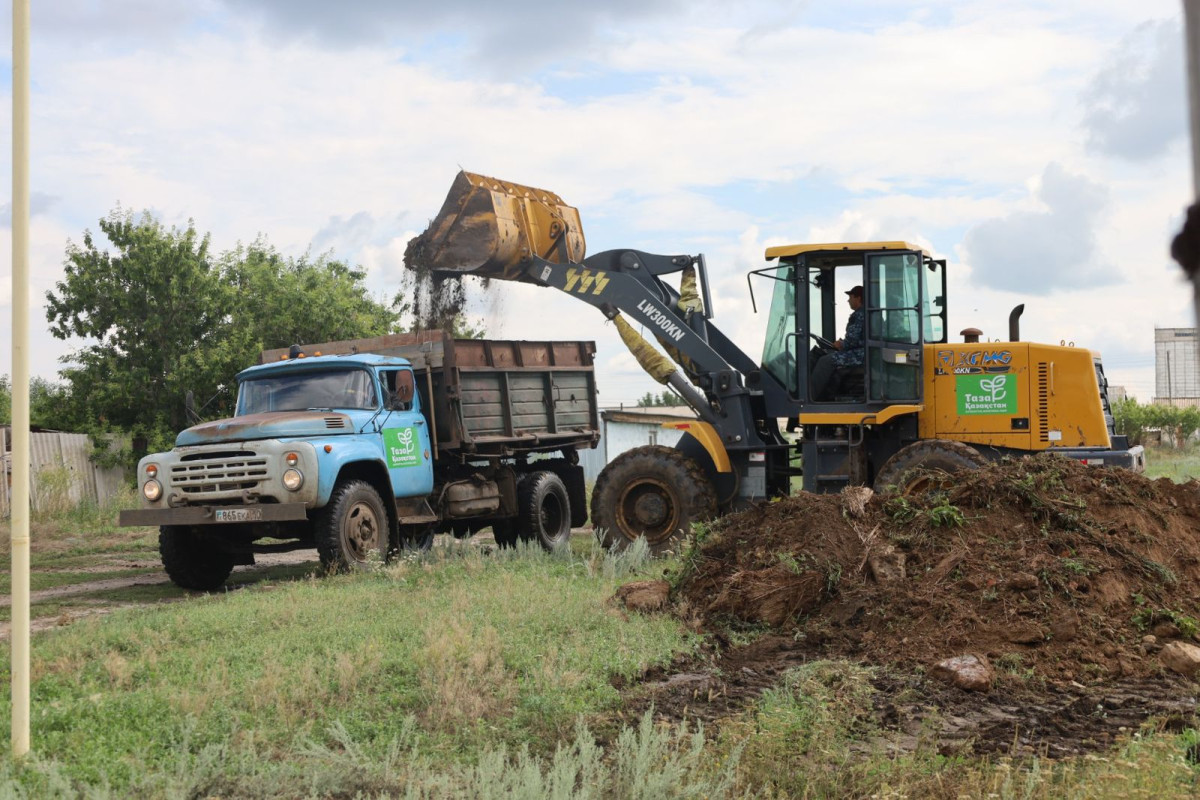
639,455,1200,756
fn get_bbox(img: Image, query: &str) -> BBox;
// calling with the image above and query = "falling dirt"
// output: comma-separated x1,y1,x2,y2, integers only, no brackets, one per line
402,232,490,332
642,454,1200,756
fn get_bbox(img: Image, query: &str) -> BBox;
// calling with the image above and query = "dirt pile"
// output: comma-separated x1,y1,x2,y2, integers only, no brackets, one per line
678,454,1200,683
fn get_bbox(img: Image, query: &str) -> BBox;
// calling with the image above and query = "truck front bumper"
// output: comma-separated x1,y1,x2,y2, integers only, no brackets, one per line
119,502,310,527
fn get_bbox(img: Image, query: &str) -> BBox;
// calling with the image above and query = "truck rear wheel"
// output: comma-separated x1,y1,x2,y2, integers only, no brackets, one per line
491,520,519,548
873,439,989,496
517,470,572,551
316,480,389,572
591,446,716,555
159,525,234,591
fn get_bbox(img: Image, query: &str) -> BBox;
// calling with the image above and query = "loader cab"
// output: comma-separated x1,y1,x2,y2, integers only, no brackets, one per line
757,242,947,412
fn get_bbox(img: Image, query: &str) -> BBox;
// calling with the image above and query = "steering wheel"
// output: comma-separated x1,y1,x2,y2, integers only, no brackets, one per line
809,333,836,351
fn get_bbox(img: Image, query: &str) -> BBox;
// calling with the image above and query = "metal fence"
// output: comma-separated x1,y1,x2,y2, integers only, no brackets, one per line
0,428,127,516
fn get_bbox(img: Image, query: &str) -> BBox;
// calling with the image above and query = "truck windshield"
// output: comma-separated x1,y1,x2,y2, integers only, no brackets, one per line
237,369,378,414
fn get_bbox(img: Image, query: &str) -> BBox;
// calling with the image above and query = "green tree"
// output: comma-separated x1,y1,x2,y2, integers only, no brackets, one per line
636,389,683,407
0,376,84,431
45,209,401,449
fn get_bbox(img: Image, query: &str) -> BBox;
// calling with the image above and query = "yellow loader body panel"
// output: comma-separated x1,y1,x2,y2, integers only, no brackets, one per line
919,341,1110,451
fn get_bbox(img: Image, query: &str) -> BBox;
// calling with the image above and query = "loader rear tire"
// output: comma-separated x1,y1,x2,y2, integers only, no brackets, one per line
159,525,235,591
873,439,988,496
591,446,717,556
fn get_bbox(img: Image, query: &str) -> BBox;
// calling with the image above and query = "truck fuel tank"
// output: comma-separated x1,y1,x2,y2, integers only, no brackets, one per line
405,171,585,281
444,476,502,517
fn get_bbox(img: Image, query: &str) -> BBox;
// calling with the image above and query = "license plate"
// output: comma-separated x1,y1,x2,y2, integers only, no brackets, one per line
215,508,263,523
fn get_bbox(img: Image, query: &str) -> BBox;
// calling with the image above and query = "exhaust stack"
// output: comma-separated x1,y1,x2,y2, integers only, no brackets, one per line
1009,304,1025,342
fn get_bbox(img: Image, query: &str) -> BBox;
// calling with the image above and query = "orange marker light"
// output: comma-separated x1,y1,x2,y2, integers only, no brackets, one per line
324,445,333,453
146,464,158,478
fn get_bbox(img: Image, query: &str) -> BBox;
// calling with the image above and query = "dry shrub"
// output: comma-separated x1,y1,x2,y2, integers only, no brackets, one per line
174,657,231,718
416,619,514,729
103,650,133,688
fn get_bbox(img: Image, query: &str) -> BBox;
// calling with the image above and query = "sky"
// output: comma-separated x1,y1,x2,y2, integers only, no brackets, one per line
0,0,1193,407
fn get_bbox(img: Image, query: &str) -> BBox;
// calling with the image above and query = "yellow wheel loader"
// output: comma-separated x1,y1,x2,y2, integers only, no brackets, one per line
407,171,1145,553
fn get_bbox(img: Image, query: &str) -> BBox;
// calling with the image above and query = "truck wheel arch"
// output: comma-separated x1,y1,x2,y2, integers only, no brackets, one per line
323,460,397,535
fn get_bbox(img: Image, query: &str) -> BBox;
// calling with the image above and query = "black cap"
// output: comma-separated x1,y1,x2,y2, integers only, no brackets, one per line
845,285,863,297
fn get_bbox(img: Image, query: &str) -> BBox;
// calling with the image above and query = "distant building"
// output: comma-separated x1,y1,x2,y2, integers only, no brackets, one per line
1108,385,1127,403
576,406,698,481
1154,328,1200,407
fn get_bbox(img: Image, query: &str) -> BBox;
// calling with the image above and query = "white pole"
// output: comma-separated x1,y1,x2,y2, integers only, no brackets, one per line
11,0,31,759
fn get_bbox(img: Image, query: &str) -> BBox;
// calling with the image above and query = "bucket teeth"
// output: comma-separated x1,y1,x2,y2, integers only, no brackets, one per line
405,171,586,281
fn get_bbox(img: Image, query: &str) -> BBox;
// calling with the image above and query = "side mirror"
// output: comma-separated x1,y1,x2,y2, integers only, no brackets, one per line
392,371,415,409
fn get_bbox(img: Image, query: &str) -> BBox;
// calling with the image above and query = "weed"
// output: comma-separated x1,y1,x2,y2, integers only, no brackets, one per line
927,498,966,528
884,495,920,524
1132,608,1200,639
825,560,844,593
1060,557,1098,576
776,551,808,575
1139,558,1179,586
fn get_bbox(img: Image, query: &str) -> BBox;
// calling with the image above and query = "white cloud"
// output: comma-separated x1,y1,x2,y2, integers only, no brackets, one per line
0,0,1189,413
961,163,1117,294
1082,19,1186,161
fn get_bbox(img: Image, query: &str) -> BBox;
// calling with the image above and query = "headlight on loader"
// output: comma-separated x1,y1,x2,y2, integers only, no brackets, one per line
282,469,304,491
143,479,163,502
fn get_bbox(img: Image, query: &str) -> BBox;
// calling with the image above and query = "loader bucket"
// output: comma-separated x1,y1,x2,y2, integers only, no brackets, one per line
404,171,586,282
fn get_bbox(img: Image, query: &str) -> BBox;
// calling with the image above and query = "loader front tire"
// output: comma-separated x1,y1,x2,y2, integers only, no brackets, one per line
873,439,988,496
591,446,717,556
159,525,235,591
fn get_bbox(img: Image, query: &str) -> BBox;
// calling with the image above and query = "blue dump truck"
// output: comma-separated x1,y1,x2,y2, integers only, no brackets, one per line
119,332,600,589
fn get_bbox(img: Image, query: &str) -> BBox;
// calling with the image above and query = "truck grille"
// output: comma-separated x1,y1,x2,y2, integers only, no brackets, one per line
172,450,269,495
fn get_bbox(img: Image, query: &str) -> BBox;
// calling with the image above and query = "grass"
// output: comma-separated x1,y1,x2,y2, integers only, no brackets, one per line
0,492,1197,796
1144,443,1200,483
0,485,159,566
711,661,1199,799
0,539,700,794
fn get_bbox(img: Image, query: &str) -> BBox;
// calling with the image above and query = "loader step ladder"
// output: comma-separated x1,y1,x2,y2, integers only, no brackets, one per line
806,424,867,493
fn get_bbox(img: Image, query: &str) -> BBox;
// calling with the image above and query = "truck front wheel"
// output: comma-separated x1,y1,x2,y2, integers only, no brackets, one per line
591,446,717,556
316,480,389,572
159,525,235,591
518,470,572,551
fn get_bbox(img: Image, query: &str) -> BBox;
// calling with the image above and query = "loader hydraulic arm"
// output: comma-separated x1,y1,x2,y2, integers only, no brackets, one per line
520,248,770,452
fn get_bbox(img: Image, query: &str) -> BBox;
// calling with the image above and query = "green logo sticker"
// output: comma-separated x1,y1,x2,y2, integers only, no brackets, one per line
957,374,1017,415
383,426,422,468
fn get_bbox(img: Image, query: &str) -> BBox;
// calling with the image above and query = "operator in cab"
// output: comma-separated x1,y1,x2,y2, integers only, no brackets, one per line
811,285,865,400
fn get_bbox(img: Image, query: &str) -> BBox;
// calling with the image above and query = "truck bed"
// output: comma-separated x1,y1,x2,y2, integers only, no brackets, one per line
261,332,600,458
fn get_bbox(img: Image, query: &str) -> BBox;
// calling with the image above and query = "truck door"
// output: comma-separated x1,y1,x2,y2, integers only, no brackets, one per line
864,251,924,403
379,368,435,498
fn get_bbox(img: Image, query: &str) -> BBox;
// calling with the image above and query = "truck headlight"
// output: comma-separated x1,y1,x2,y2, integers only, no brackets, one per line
282,469,304,491
143,479,163,502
